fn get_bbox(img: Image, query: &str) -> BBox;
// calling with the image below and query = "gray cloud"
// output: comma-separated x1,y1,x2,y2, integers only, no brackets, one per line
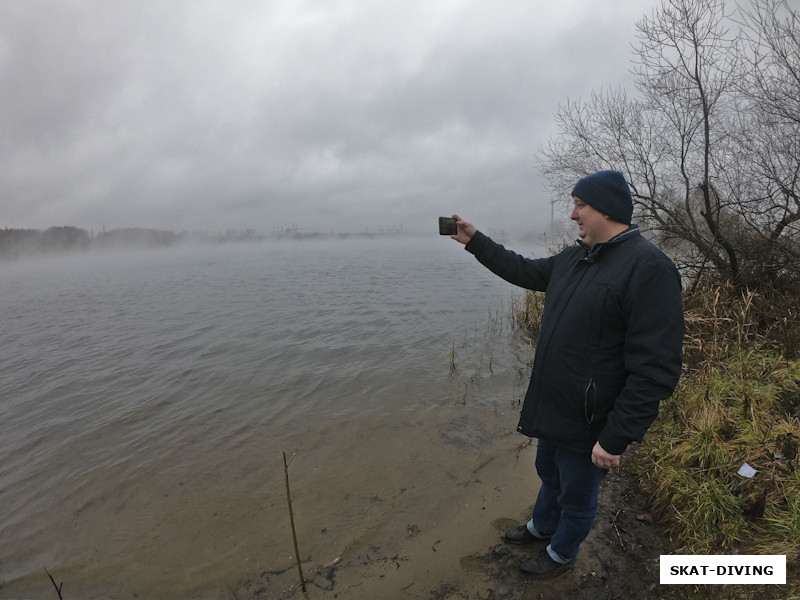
1,0,661,234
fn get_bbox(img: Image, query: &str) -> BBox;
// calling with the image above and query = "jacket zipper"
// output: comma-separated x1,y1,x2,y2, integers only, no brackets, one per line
584,378,597,424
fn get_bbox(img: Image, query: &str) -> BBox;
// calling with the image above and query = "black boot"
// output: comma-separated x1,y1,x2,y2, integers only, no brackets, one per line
520,548,574,579
504,524,548,545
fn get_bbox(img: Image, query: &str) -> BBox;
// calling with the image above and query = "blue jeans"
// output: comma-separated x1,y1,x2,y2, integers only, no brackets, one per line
529,439,608,562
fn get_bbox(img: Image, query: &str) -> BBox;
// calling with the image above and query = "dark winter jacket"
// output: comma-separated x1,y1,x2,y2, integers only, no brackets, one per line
465,226,684,455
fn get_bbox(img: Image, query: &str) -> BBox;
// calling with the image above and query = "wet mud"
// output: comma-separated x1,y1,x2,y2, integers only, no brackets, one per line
228,449,673,600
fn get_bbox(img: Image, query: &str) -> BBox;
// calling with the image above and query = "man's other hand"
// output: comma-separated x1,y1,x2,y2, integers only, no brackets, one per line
591,442,620,469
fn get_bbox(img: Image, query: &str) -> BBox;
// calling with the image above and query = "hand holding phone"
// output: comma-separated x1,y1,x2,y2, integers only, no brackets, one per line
444,215,477,245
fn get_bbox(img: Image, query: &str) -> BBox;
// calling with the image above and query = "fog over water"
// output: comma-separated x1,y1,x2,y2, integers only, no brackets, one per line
0,235,547,598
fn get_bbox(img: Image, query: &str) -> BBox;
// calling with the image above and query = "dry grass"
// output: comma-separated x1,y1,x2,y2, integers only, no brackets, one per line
510,289,545,340
637,283,800,597
682,280,800,363
640,350,800,555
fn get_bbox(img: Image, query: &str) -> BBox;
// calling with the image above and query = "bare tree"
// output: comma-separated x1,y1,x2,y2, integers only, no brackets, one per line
539,0,800,291
732,0,800,282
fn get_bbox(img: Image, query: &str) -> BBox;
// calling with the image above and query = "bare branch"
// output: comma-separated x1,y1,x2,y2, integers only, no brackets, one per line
538,0,800,290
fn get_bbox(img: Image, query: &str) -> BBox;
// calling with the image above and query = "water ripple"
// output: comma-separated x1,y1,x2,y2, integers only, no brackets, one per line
0,236,541,596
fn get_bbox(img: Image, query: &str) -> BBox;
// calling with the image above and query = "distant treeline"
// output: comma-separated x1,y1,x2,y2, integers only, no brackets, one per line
0,226,264,259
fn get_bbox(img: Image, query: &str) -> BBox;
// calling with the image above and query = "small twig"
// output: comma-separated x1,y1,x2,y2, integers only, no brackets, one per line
283,451,307,593
515,438,534,459
44,567,63,600
611,509,626,552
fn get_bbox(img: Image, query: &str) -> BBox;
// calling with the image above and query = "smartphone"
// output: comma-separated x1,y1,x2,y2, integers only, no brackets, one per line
438,216,458,236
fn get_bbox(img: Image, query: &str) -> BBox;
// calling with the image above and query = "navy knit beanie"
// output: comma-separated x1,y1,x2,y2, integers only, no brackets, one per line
571,170,633,225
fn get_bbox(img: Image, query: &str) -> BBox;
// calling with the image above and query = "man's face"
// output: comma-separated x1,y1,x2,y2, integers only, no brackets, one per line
570,196,607,247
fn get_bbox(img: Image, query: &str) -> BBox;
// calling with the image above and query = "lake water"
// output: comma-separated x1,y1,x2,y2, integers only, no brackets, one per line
0,234,544,599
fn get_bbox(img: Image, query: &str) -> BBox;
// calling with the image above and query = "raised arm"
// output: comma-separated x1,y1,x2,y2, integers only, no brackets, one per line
451,215,554,292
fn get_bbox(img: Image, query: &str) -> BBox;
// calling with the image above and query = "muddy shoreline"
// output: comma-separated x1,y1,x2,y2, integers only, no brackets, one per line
228,444,674,600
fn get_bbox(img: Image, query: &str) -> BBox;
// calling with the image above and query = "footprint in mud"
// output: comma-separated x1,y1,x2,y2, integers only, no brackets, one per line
459,552,496,574
491,516,523,534
460,544,525,575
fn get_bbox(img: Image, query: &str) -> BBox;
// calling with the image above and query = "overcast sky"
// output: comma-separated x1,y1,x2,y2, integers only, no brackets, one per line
1,0,664,235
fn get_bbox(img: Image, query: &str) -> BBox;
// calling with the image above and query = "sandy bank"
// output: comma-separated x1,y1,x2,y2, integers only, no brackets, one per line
228,439,669,600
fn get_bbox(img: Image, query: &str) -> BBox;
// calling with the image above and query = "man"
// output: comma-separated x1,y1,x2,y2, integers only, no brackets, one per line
450,170,684,578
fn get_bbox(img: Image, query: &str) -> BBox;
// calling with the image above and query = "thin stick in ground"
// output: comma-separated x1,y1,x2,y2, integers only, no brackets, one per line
283,450,307,594
44,567,64,600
